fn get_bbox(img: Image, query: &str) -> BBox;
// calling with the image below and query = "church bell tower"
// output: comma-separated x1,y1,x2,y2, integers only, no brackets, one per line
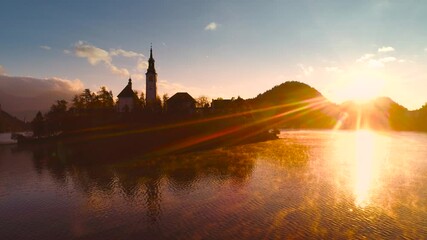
146,46,157,103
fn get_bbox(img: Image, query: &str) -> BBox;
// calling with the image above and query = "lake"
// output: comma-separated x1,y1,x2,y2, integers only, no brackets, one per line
1,130,427,239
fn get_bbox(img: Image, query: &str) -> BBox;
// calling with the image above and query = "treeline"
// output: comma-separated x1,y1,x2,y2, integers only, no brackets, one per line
30,86,218,138
31,87,167,137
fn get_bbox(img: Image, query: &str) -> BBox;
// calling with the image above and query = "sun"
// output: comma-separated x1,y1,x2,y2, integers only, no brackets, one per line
334,72,386,104
346,80,381,103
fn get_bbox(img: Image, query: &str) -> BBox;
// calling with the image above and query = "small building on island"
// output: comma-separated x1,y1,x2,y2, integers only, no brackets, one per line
117,78,137,112
166,92,196,115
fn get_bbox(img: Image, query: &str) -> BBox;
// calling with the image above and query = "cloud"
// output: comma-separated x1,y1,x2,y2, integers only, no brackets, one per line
110,49,144,58
367,59,384,68
356,52,400,67
367,57,397,68
131,73,145,81
424,48,427,52
297,64,314,76
379,57,396,63
204,22,218,31
107,62,129,77
157,79,204,97
0,75,84,119
40,45,51,50
69,41,148,78
378,46,395,53
74,41,111,65
0,65,5,75
356,53,375,63
136,58,148,72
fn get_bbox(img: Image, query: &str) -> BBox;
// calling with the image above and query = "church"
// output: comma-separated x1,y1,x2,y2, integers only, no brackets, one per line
117,46,196,114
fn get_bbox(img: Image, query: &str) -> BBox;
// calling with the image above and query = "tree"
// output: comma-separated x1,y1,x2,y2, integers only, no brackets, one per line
71,89,96,112
162,93,169,111
196,96,210,108
133,91,146,112
139,92,146,109
96,86,114,109
45,100,68,134
31,111,45,138
81,88,95,109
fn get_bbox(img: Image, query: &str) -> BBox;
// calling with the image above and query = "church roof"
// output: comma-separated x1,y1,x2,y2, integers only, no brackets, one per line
117,79,136,98
167,92,196,104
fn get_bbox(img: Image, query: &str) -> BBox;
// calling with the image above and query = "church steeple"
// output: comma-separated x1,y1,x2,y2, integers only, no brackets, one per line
146,45,158,103
147,45,156,73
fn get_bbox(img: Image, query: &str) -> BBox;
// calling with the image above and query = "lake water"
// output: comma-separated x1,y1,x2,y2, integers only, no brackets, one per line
1,130,427,239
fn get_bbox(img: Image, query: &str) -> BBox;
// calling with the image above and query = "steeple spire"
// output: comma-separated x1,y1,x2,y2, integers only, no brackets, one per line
146,44,158,103
147,45,156,73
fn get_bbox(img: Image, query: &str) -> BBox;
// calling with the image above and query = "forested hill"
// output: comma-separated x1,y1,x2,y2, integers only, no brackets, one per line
0,108,27,132
247,81,340,129
251,81,326,105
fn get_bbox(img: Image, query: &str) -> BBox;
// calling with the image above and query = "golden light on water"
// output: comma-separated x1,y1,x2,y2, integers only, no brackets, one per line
330,129,392,209
354,130,375,207
352,130,388,208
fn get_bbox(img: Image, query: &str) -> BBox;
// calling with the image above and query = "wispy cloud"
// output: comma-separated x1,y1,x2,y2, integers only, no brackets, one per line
378,46,395,53
297,64,314,76
0,65,5,75
40,45,51,50
379,56,396,63
158,79,204,96
136,58,148,72
110,49,144,58
74,41,111,65
367,57,397,68
367,59,385,68
356,52,400,68
69,41,147,78
108,63,129,77
204,22,218,31
356,53,375,63
424,48,427,52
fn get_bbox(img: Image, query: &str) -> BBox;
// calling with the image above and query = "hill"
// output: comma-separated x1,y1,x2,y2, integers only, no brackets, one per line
248,81,340,129
338,97,415,131
0,107,28,132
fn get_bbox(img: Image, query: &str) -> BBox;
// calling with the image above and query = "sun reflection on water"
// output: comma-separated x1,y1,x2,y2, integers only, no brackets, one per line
352,130,388,208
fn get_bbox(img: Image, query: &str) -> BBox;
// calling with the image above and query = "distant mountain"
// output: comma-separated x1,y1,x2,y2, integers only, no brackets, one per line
248,81,340,129
252,81,325,105
0,108,28,132
338,97,412,131
0,89,75,121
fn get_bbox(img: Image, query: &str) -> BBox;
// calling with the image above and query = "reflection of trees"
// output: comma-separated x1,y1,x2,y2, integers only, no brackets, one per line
28,143,255,224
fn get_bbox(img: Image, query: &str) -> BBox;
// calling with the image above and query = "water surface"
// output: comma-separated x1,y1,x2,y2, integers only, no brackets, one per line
1,130,427,239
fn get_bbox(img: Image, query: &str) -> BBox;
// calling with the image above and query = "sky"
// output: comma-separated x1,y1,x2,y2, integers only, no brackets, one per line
1,0,427,118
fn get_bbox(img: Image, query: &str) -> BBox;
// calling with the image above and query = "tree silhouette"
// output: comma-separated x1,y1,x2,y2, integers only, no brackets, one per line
196,95,210,108
31,111,45,138
45,100,68,134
